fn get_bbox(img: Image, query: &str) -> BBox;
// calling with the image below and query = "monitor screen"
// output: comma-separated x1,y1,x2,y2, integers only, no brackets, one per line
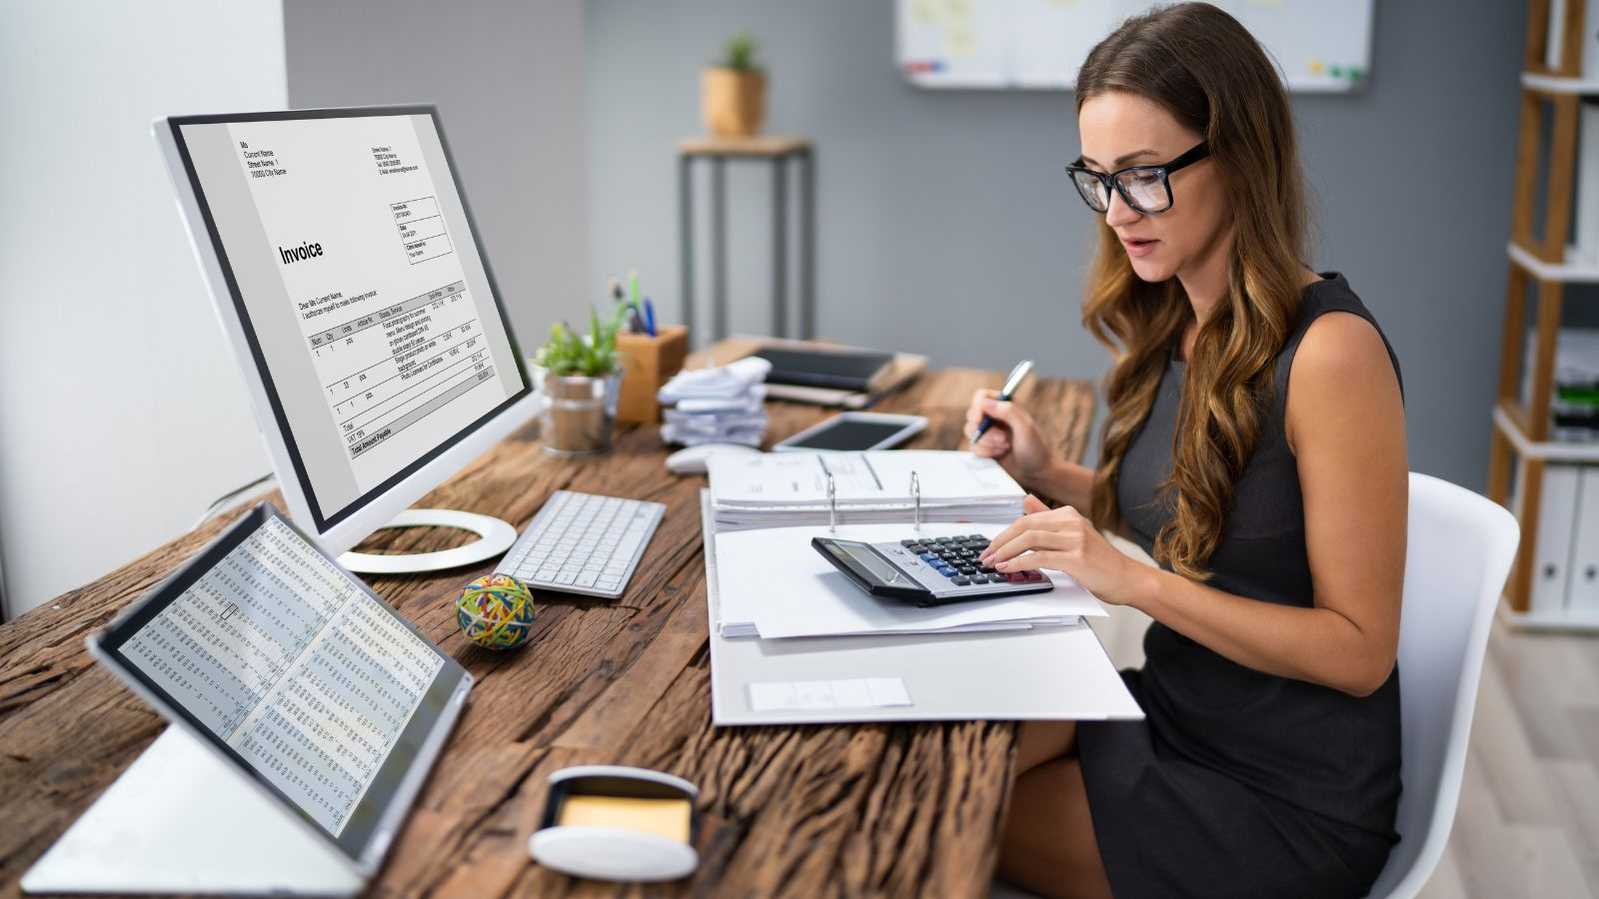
168,109,529,531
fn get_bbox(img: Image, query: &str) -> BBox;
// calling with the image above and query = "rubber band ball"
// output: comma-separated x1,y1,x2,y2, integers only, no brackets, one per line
455,574,537,650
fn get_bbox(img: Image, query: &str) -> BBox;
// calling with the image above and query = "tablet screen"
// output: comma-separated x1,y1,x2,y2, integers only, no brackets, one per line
787,419,915,451
94,505,468,862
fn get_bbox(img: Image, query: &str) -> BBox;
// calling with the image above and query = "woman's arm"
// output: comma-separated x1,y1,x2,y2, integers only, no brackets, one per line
1034,460,1096,512
982,312,1407,697
963,388,1097,509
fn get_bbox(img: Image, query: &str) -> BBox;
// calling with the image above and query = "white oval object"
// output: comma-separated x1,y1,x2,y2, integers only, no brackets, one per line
528,826,698,882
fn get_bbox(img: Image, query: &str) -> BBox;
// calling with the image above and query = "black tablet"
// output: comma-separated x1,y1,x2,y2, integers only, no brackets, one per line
88,502,471,875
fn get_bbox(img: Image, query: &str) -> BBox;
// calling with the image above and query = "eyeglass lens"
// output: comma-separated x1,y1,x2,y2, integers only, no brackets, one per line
1070,168,1172,215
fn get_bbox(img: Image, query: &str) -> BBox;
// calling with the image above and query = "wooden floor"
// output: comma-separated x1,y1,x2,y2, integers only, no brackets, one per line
993,605,1599,899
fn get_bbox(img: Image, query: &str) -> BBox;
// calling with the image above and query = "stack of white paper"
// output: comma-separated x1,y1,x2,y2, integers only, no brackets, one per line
708,515,1106,640
658,356,771,447
707,450,1026,531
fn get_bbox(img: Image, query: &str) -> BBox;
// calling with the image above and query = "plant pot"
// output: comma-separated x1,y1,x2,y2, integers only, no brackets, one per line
538,369,623,457
701,68,766,138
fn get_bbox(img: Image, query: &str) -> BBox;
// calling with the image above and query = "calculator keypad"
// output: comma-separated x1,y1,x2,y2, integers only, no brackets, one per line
882,534,1050,598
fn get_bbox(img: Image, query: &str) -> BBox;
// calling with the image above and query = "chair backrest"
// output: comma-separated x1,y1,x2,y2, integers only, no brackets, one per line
1365,473,1519,898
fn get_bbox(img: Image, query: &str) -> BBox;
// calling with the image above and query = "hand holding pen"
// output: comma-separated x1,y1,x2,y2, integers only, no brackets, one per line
965,360,1054,487
970,360,1034,445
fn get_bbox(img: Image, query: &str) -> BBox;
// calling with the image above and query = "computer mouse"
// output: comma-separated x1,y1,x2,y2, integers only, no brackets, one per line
665,443,760,475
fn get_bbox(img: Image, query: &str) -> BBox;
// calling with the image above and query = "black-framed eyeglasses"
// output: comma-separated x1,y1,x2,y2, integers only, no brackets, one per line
1064,142,1210,215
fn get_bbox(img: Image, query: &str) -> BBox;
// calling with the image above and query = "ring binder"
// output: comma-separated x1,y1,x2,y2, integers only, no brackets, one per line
821,470,924,534
707,450,1026,533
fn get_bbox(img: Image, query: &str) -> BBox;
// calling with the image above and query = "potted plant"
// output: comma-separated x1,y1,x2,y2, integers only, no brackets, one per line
701,31,765,138
533,302,634,456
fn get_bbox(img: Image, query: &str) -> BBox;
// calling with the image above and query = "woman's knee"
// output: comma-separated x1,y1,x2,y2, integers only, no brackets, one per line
1015,719,1078,775
998,759,1114,899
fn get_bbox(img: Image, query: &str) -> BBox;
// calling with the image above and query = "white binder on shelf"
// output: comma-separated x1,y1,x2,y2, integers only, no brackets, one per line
1567,467,1599,612
700,490,1142,726
1522,464,1582,614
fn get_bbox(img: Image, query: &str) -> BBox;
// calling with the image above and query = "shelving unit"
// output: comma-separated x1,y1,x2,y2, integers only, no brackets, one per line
1488,0,1599,630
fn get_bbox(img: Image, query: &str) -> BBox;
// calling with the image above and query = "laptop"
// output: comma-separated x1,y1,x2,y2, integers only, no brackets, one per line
22,503,472,896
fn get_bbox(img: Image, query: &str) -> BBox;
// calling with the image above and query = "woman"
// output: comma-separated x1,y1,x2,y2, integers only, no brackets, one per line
968,5,1407,898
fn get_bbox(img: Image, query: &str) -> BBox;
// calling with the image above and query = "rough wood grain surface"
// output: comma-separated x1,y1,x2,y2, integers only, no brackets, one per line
0,362,1093,899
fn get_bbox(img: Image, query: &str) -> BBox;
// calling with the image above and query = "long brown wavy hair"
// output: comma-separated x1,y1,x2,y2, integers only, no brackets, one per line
1080,3,1310,580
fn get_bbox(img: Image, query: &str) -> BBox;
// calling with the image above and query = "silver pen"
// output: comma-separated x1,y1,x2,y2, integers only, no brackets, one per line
970,360,1035,445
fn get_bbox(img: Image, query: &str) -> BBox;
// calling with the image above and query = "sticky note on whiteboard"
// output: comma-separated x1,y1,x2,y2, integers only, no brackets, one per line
748,677,913,712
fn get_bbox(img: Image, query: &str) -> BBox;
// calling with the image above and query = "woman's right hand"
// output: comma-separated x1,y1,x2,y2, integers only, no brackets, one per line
965,388,1053,490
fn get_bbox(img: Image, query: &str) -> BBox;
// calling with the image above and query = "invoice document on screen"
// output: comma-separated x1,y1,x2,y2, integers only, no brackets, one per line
180,113,524,517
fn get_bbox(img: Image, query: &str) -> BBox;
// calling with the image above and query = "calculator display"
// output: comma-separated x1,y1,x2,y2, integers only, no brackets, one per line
825,541,915,587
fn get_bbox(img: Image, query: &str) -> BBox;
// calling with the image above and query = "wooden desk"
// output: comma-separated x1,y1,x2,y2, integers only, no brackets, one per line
0,361,1093,898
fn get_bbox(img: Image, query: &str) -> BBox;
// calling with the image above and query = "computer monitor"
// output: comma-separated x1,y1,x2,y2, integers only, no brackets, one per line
155,106,541,572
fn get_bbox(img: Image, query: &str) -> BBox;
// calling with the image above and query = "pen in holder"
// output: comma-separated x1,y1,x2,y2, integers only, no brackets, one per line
824,470,923,533
616,325,688,425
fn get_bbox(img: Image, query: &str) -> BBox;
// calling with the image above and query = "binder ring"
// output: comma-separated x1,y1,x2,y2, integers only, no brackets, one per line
827,473,837,533
911,472,922,532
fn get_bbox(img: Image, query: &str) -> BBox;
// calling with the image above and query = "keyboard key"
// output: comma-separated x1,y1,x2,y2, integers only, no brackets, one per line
951,576,970,586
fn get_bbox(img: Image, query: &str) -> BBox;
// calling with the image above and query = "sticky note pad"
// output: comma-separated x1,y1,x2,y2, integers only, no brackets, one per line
556,795,692,844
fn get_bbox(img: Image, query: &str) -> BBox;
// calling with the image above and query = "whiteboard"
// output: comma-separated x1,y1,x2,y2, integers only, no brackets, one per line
896,0,1374,93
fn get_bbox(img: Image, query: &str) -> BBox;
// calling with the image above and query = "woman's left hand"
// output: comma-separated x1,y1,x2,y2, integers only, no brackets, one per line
979,495,1149,607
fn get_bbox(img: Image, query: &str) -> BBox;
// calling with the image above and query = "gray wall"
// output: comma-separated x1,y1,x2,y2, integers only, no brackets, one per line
285,0,589,351
587,0,1526,491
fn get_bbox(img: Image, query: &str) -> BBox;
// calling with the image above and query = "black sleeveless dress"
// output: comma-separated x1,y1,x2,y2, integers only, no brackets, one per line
1074,273,1403,899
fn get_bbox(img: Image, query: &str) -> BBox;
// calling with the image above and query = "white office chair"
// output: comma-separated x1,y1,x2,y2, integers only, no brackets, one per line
1364,472,1518,898
992,473,1519,899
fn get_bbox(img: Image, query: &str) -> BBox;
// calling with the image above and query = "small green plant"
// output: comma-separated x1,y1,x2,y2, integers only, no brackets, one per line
535,300,635,378
721,31,759,71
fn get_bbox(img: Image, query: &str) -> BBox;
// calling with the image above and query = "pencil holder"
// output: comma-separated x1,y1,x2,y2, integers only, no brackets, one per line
616,325,688,425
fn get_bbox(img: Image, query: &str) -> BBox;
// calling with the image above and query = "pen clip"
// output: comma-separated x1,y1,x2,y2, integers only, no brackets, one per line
910,472,921,532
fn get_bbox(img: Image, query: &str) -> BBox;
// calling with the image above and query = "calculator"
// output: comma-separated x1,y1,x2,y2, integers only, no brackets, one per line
810,534,1052,607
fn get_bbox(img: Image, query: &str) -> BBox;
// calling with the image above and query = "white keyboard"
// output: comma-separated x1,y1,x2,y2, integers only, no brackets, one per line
496,490,666,599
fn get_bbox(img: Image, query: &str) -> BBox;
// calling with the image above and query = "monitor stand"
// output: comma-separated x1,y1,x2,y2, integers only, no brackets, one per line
21,726,364,896
336,508,517,575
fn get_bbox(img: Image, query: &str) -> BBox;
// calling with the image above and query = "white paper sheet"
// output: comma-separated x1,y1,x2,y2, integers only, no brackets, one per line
713,520,1106,640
